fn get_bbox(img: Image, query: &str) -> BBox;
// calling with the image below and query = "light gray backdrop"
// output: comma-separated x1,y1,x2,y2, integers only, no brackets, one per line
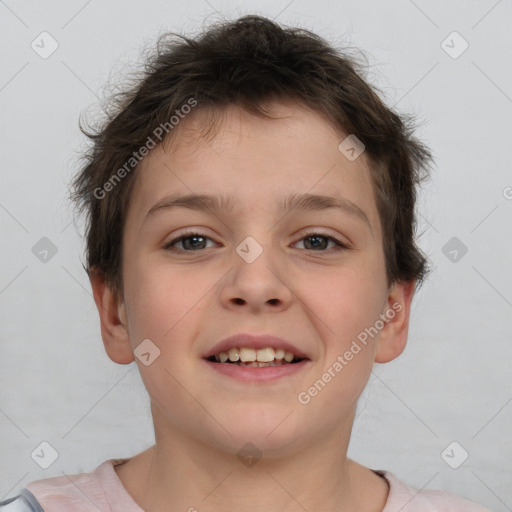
1,0,511,509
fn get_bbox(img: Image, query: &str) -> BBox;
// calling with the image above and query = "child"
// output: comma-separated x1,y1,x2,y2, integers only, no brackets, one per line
1,14,490,512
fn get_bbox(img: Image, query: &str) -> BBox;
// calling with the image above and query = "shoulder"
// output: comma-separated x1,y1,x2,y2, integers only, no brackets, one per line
379,470,491,512
0,459,129,512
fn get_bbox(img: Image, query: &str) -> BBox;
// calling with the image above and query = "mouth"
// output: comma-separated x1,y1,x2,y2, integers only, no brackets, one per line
203,333,311,382
206,347,306,367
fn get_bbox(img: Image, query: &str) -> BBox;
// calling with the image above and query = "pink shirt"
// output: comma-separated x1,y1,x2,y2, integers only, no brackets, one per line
23,458,490,511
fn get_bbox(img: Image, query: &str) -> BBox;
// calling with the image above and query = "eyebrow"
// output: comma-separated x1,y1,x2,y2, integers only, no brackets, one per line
145,192,372,233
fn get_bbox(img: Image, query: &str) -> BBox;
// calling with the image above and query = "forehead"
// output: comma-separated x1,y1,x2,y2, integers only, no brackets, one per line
125,102,381,237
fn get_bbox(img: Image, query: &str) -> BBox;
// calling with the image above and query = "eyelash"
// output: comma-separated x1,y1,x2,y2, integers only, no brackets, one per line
163,230,349,254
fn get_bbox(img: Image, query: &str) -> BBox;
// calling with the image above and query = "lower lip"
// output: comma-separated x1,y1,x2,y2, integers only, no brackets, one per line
203,359,310,382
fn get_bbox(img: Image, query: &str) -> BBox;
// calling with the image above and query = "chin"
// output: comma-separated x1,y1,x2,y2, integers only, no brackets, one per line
207,405,304,457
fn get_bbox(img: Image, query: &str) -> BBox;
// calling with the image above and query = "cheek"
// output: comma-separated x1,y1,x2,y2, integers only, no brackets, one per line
300,268,384,402
297,278,379,418
123,253,199,336
123,260,219,381
308,267,386,344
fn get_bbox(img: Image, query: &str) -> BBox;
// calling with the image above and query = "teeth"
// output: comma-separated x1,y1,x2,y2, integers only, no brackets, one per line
256,347,275,362
275,348,285,360
212,347,300,364
228,348,240,362
239,347,257,362
284,351,294,363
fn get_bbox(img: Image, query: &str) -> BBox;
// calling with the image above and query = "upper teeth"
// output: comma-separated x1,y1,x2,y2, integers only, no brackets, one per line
214,347,295,363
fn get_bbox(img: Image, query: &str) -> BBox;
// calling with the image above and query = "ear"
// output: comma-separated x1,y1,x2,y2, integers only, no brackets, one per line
374,279,416,363
89,267,134,364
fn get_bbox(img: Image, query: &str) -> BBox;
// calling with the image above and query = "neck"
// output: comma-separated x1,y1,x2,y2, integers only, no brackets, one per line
115,408,389,512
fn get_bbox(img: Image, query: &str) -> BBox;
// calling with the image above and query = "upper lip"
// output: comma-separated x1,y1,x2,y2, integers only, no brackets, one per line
203,333,309,360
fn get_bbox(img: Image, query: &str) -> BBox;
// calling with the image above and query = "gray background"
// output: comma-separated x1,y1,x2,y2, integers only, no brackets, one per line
1,0,511,509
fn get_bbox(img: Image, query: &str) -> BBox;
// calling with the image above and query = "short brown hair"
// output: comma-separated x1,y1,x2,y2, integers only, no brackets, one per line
71,14,433,299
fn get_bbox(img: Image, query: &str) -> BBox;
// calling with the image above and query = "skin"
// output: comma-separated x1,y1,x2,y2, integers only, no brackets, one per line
90,101,416,512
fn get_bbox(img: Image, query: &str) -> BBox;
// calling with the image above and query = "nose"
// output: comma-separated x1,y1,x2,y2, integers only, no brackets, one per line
219,238,294,313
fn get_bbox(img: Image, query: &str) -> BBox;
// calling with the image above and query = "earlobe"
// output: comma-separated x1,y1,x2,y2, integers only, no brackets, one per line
89,267,135,365
374,279,416,364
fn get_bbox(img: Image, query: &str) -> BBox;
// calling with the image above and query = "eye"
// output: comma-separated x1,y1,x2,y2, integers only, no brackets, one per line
294,232,349,253
163,231,349,253
164,232,217,251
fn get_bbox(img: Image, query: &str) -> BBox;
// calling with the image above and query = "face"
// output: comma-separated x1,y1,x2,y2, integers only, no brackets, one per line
93,102,414,458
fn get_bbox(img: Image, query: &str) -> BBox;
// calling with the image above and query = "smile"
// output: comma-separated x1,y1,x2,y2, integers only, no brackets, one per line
208,347,304,367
